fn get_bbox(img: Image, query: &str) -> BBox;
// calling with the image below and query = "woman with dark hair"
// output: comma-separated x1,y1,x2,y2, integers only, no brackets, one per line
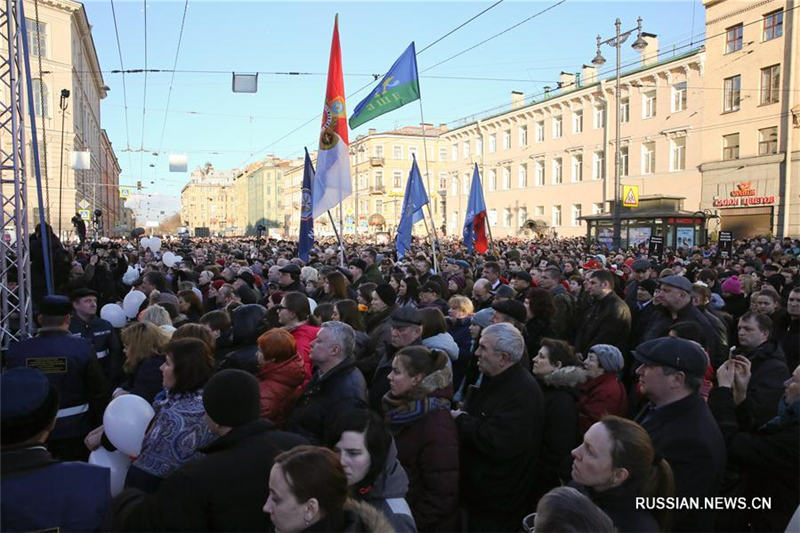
388,271,404,294
320,271,349,303
383,346,459,532
419,308,459,363
532,486,615,533
118,321,172,403
333,300,371,377
397,277,420,308
571,416,675,532
357,283,377,314
278,292,320,386
312,302,334,324
177,289,204,324
255,329,305,426
524,287,556,357
264,445,393,532
531,338,583,501
365,285,398,378
171,323,216,352
328,410,416,532
124,338,216,492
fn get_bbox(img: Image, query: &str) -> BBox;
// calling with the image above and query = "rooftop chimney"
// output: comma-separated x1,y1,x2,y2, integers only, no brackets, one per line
511,90,525,109
368,128,376,135
559,71,576,91
640,33,659,67
581,64,598,85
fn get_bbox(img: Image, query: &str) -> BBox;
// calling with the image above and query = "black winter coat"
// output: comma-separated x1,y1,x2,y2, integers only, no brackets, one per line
635,393,726,532
113,419,307,531
287,355,368,444
456,364,544,523
574,291,631,356
638,302,727,367
578,483,660,533
734,340,790,427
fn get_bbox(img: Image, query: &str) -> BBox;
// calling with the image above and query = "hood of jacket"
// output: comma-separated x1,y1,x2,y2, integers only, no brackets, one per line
422,332,460,361
258,355,306,387
289,322,321,344
367,439,410,501
542,365,588,389
231,304,267,345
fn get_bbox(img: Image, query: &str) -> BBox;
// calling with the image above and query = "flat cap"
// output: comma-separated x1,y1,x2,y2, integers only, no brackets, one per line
348,259,367,271
512,270,532,283
70,287,98,301
632,259,651,272
40,295,73,317
494,284,517,300
658,275,693,293
491,299,527,324
633,337,708,378
391,306,422,327
279,264,301,275
0,367,51,419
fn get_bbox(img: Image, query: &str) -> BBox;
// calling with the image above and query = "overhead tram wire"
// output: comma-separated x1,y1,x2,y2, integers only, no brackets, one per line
416,0,505,54
154,0,190,175
140,0,149,182
109,0,135,188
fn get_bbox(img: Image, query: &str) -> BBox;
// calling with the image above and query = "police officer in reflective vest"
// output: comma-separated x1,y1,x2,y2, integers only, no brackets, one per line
1,367,111,531
6,295,109,461
69,287,124,385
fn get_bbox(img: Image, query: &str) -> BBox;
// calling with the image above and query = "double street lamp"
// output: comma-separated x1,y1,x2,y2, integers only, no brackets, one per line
591,17,648,250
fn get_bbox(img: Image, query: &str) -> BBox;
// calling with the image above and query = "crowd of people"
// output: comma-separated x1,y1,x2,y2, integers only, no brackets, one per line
2,227,799,532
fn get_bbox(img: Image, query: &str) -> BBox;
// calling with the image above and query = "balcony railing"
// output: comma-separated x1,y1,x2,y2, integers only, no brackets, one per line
370,157,384,166
369,185,385,194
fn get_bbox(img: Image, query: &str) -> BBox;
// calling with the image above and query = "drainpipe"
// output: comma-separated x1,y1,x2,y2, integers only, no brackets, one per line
780,0,797,237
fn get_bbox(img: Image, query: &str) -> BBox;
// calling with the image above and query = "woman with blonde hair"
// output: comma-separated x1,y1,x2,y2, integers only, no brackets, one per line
139,305,175,336
117,321,171,402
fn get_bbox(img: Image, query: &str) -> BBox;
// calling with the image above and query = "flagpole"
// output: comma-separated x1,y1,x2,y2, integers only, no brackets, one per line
417,102,440,273
328,210,345,266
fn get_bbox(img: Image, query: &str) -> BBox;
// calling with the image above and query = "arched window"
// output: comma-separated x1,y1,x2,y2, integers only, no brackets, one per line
32,79,48,116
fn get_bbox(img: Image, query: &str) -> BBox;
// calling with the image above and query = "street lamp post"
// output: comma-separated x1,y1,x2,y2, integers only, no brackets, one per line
591,17,648,250
57,89,70,237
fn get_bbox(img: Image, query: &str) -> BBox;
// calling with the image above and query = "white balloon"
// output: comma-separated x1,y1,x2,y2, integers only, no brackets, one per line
122,290,146,319
88,448,131,496
162,251,176,268
148,237,161,252
122,266,139,286
173,255,182,265
100,303,127,328
103,395,155,457
139,237,151,250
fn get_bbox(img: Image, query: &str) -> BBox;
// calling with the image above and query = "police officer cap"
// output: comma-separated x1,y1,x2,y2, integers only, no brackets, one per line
632,259,651,272
279,264,301,275
391,306,422,327
632,337,708,378
1,368,58,445
658,275,693,293
70,287,98,301
40,295,73,316
512,270,533,283
491,299,527,324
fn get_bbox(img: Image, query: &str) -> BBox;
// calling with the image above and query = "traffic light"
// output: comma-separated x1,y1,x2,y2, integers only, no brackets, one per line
137,181,142,191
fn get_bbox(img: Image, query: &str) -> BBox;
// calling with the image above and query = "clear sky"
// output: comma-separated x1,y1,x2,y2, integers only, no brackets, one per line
84,0,705,219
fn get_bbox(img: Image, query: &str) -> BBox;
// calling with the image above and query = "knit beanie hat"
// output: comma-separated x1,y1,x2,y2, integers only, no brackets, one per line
374,283,397,306
448,274,466,290
471,308,494,329
721,276,742,295
589,344,624,372
203,369,260,427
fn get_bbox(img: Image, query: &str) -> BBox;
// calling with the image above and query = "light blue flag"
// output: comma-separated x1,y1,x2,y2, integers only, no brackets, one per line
396,155,429,259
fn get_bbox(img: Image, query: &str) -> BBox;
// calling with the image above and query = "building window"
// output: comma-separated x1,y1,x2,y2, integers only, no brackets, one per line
439,147,448,161
572,110,583,133
594,105,605,128
763,10,783,41
32,79,47,116
376,199,384,214
393,170,402,189
25,18,46,57
592,202,603,215
620,146,629,176
476,137,483,155
488,209,497,227
393,145,402,160
408,146,417,160
571,154,583,182
374,170,383,187
620,98,630,123
552,158,562,184
503,129,511,150
642,142,656,174
592,151,604,180
724,75,741,112
488,169,497,191
758,127,778,155
552,116,563,138
760,64,780,105
518,206,527,227
463,140,470,158
502,167,511,189
552,205,562,227
722,133,739,160
571,204,582,226
535,205,544,217
451,144,458,161
451,180,458,196
535,160,545,186
725,23,743,53
670,137,686,171
519,125,528,147
642,91,656,119
374,145,384,158
463,174,470,194
535,121,545,142
672,82,687,112
503,208,512,227
439,172,447,191
518,163,527,188
489,133,497,153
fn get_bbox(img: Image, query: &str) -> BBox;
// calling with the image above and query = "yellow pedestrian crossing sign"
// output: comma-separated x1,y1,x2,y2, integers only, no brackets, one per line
623,185,639,207
78,209,91,221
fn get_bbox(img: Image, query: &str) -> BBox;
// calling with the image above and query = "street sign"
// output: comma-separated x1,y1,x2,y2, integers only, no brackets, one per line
719,231,733,258
622,185,639,207
78,209,90,221
119,187,131,198
78,199,89,209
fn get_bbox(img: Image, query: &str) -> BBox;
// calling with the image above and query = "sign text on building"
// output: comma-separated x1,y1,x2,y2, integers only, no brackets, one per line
713,196,775,208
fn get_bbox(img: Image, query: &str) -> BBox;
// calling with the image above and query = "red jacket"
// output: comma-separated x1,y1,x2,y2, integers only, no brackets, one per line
289,323,320,387
577,372,628,434
257,356,306,426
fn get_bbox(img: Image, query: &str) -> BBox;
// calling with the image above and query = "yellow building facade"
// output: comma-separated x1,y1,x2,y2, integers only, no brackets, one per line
180,164,236,236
